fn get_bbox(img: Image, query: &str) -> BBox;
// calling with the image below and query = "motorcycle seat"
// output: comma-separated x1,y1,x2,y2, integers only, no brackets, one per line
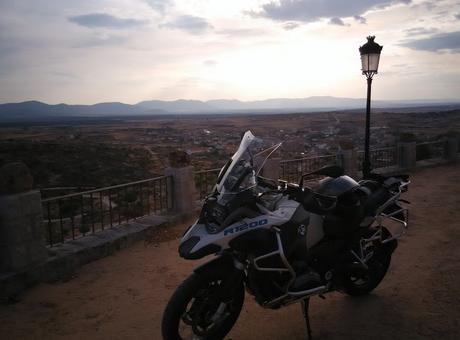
359,184,392,217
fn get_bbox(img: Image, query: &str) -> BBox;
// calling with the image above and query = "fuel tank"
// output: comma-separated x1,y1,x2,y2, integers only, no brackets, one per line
279,205,325,261
317,175,360,197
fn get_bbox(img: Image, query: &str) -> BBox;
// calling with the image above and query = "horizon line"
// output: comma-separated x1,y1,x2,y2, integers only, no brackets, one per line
1,96,460,106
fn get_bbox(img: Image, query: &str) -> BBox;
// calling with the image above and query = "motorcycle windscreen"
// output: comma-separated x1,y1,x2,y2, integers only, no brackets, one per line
215,130,281,206
216,131,259,195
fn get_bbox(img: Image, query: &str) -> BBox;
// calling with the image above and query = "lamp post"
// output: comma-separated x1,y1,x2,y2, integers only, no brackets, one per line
359,36,383,178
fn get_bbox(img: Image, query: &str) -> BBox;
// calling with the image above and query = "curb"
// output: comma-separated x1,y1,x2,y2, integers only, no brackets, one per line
1,211,197,302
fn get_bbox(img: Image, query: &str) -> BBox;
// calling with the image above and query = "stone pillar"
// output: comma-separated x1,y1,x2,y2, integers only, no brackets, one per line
340,149,359,178
165,150,196,214
0,163,47,273
337,140,358,178
260,157,281,180
397,142,416,170
444,137,458,162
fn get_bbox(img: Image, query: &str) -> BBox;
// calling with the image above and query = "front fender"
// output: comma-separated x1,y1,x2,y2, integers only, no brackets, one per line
193,252,235,276
179,235,221,259
194,253,244,301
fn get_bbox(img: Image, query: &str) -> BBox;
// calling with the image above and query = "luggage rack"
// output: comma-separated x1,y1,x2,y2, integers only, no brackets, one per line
359,180,410,257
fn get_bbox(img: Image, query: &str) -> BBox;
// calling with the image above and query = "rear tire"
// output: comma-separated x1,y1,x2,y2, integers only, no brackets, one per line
342,227,393,296
162,270,245,340
342,255,391,296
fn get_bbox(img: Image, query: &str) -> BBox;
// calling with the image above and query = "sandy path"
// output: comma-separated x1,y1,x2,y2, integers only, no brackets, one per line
1,164,460,339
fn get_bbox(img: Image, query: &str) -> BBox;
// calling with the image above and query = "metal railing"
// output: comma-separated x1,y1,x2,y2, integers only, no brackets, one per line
279,155,338,183
357,147,398,171
40,138,457,246
42,176,173,247
40,186,96,199
416,141,446,161
195,168,221,200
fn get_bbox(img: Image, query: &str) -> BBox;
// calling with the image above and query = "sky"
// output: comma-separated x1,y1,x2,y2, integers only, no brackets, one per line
0,0,459,104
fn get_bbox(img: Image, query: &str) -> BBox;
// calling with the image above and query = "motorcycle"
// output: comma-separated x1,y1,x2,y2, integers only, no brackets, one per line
162,131,410,340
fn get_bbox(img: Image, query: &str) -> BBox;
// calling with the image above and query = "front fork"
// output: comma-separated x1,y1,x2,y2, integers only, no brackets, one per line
189,253,244,327
218,259,245,303
193,252,245,302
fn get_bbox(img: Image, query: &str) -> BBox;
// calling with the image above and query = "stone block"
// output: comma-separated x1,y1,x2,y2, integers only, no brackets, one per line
0,190,47,273
168,150,191,167
398,142,416,170
0,246,11,271
0,162,33,194
165,166,195,214
7,245,28,270
27,243,48,264
338,149,359,178
445,137,458,161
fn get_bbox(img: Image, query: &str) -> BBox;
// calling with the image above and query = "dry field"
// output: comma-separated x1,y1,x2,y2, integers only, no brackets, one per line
1,164,460,339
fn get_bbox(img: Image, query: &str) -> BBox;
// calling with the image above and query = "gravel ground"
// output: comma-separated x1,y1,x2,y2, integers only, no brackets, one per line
1,164,460,340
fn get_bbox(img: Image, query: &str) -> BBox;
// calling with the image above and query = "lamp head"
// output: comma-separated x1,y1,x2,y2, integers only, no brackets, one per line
359,36,383,78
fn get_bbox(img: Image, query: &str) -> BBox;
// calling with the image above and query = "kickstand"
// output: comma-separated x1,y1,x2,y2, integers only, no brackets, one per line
301,298,312,340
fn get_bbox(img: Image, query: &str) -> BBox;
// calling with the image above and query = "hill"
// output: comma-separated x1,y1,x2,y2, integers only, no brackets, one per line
1,97,459,121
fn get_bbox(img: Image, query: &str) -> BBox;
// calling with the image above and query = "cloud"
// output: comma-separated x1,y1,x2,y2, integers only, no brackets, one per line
403,27,439,36
215,28,266,37
50,71,79,79
414,0,436,11
160,15,212,34
253,0,411,23
329,17,346,26
283,22,300,30
73,34,127,48
145,0,172,14
401,31,460,52
68,13,147,29
455,13,460,20
203,59,218,66
354,15,367,24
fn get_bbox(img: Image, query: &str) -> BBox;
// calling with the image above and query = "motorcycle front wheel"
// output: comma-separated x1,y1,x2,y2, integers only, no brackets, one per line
162,270,245,340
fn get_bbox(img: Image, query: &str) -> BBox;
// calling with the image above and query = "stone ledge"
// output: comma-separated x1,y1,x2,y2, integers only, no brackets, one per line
0,211,197,302
416,158,451,168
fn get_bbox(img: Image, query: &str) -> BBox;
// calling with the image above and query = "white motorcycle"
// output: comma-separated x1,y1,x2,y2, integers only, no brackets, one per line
162,131,410,340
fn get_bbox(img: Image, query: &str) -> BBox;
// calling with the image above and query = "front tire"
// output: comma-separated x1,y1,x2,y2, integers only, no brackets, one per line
162,270,245,340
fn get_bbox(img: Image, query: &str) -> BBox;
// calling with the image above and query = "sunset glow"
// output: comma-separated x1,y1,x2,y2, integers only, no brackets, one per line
1,0,459,104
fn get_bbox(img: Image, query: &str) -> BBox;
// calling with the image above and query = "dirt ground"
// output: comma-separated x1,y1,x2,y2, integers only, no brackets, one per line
1,164,460,339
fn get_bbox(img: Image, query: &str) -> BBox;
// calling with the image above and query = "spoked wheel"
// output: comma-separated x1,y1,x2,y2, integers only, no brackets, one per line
343,255,391,296
342,227,393,296
162,271,245,340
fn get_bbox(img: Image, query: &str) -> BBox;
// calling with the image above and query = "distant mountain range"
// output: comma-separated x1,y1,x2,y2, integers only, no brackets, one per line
1,96,459,121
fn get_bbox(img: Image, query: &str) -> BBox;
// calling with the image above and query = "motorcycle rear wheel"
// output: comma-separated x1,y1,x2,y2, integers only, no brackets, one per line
342,227,393,296
162,270,245,340
342,255,391,296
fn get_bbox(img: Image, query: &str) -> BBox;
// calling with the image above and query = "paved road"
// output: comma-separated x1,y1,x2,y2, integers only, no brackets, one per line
1,164,460,339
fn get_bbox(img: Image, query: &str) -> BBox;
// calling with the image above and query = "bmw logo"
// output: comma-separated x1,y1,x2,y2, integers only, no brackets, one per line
298,224,306,236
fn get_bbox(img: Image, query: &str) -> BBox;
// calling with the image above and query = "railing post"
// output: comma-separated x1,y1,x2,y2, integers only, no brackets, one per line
261,157,281,180
164,151,196,215
0,162,47,274
337,143,358,178
397,142,416,170
444,137,459,162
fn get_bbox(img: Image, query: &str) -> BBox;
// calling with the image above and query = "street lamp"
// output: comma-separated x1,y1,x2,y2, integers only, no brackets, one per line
359,35,383,178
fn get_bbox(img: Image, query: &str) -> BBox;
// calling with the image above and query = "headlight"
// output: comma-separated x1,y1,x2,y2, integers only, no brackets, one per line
205,222,221,234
